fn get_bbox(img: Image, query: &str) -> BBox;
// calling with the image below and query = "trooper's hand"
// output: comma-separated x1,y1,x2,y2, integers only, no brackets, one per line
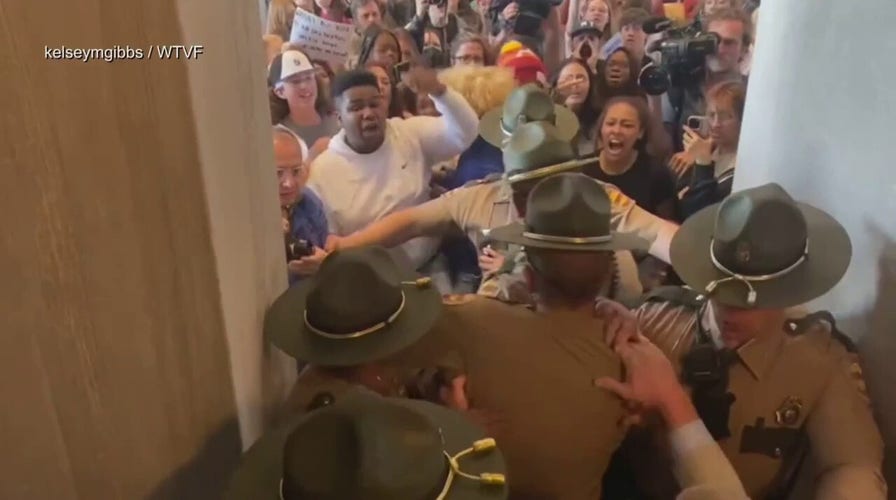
594,298,642,348
595,336,689,415
323,234,342,253
402,66,447,97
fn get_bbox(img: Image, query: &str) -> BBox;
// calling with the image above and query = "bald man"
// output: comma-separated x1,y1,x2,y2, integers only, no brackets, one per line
273,126,330,282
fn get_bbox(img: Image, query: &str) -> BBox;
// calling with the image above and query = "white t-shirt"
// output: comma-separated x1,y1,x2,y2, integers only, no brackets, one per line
308,88,479,269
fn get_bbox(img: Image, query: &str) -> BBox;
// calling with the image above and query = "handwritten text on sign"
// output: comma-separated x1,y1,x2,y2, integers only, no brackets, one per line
289,10,353,66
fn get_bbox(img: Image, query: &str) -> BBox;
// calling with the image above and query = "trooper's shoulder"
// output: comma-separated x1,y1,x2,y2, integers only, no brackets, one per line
461,172,504,188
636,286,707,311
593,180,637,211
784,310,858,354
441,293,479,306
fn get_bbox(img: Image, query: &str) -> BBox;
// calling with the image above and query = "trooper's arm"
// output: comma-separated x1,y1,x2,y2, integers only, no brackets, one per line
331,185,484,251
602,182,679,263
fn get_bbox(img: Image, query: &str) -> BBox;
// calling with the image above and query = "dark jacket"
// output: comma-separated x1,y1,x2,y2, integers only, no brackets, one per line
679,163,734,221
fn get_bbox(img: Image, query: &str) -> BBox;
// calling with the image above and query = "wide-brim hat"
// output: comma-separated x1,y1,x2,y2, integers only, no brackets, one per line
264,246,441,366
670,183,852,309
479,84,579,147
489,173,648,251
501,121,596,186
225,391,508,500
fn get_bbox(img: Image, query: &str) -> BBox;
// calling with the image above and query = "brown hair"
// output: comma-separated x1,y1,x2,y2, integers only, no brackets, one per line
364,61,404,118
707,80,747,121
618,7,650,30
704,6,754,47
450,32,494,65
265,0,296,41
350,0,383,18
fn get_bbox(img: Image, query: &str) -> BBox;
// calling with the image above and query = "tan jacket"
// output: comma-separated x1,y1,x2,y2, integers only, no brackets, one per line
636,300,887,500
414,296,627,499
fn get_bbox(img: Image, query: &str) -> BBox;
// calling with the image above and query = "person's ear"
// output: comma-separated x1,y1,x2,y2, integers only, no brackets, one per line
274,84,287,99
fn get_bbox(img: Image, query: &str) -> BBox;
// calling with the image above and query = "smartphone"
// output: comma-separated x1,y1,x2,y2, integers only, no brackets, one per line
686,115,709,135
392,60,411,83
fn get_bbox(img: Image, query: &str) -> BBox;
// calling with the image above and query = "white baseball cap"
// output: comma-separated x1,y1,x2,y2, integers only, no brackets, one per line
269,50,315,86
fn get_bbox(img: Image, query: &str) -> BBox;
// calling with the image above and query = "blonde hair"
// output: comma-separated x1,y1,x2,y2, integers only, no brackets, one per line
263,34,285,65
438,66,516,117
266,0,296,41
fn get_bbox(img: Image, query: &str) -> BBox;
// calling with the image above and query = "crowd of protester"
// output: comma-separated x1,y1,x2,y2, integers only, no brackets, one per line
240,0,889,498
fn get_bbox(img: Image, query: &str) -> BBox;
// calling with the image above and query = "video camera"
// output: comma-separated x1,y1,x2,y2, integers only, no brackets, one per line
637,17,719,95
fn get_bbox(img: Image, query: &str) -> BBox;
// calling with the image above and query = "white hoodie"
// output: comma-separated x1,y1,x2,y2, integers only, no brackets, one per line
308,88,479,269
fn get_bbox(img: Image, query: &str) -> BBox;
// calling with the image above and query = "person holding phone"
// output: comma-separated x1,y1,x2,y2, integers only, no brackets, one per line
672,80,746,220
273,126,331,283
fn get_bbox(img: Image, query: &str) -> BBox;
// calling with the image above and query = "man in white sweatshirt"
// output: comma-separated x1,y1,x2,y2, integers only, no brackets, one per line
307,67,479,280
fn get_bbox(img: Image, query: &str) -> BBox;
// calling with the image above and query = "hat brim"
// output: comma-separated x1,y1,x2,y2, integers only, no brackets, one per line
264,271,441,366
225,395,508,500
670,201,852,309
504,156,597,185
479,105,580,148
487,221,649,252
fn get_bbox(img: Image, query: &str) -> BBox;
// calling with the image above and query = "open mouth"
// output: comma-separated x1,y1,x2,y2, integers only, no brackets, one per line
579,44,592,60
606,138,625,154
360,122,381,135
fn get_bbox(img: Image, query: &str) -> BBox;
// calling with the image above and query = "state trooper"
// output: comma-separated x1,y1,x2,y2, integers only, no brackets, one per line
605,183,887,499
328,84,680,304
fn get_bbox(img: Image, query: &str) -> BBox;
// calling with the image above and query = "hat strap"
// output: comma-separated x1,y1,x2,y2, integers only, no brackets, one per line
522,232,613,245
303,278,429,339
278,437,505,500
499,113,531,137
435,438,506,500
705,239,809,306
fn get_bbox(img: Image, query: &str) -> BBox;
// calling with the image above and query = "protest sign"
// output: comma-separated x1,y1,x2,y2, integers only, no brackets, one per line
289,10,353,66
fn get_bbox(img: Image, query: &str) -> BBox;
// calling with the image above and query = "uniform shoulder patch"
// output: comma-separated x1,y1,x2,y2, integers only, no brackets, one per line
784,310,857,353
597,181,636,212
442,294,477,306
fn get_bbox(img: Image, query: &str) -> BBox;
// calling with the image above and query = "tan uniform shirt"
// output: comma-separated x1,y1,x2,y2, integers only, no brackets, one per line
418,296,626,500
636,301,887,500
414,177,678,303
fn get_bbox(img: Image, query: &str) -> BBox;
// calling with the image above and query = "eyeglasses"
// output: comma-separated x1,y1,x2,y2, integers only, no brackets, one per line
453,54,484,64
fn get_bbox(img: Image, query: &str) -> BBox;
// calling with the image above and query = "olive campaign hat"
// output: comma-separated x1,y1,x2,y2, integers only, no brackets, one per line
670,183,852,308
264,246,441,366
225,390,508,500
489,172,647,251
479,84,579,147
501,121,596,185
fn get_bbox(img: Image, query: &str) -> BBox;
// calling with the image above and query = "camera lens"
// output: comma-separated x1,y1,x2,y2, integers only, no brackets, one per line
638,63,670,96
